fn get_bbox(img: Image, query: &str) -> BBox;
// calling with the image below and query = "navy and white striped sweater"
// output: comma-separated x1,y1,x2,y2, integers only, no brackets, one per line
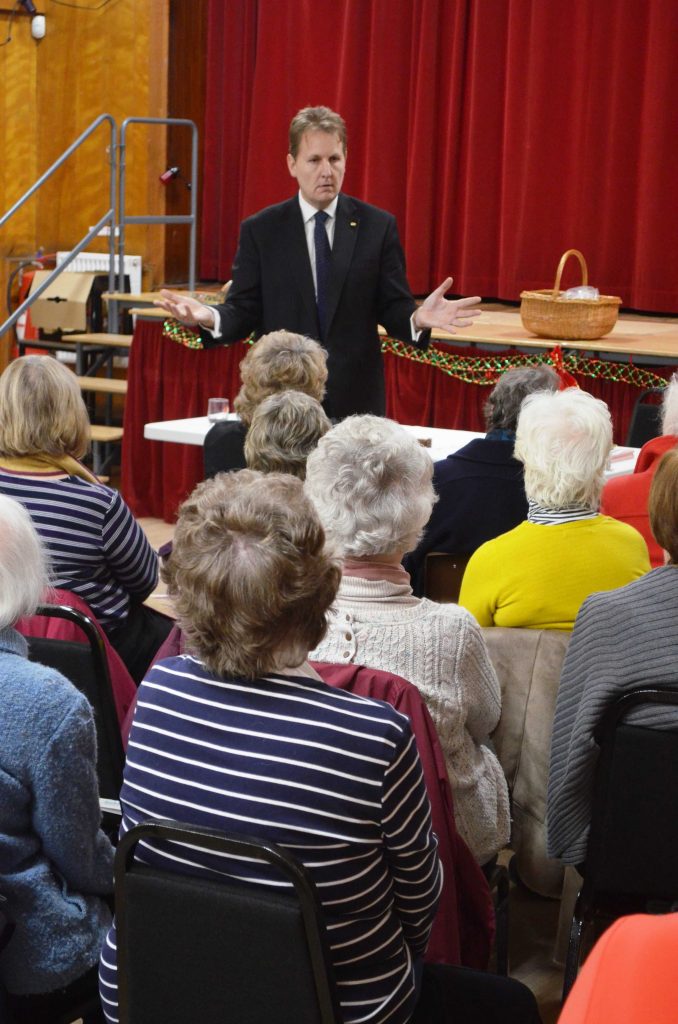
99,655,442,1024
0,468,158,628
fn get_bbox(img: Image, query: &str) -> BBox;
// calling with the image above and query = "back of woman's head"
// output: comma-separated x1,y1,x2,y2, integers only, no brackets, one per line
0,493,48,629
0,356,90,459
233,331,328,426
661,374,678,436
163,470,340,678
649,448,678,563
244,390,331,479
305,415,435,558
484,365,560,433
514,388,613,509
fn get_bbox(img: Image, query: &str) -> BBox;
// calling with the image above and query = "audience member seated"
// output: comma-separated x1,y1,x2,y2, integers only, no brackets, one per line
558,914,678,1024
459,388,650,630
99,471,539,1024
0,494,113,1024
0,355,171,683
203,329,328,478
547,448,678,865
244,389,331,478
601,373,678,567
404,366,559,595
305,416,510,867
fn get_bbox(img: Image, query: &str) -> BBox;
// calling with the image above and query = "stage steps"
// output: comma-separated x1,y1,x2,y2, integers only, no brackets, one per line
68,331,133,350
76,375,127,395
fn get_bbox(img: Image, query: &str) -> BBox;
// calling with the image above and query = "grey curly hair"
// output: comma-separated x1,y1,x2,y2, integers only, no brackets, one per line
484,366,560,433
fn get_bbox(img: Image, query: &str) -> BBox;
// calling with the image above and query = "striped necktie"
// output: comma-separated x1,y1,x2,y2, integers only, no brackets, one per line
314,209,331,340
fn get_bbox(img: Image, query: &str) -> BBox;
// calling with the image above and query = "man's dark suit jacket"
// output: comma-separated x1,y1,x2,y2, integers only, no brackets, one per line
403,437,528,596
200,193,430,419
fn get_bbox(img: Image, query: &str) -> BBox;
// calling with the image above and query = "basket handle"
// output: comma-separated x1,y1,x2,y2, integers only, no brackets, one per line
553,249,588,297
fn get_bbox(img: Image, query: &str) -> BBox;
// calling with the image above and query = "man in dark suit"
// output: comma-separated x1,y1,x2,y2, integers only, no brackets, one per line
157,106,481,419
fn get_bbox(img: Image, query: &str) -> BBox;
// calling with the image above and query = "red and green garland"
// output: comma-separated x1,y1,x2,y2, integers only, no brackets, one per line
162,318,671,391
382,337,671,390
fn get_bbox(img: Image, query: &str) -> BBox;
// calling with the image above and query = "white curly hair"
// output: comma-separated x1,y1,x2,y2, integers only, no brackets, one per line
0,493,49,629
514,388,613,509
304,415,435,558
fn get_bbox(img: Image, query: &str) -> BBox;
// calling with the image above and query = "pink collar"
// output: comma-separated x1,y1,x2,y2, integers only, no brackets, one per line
342,558,410,585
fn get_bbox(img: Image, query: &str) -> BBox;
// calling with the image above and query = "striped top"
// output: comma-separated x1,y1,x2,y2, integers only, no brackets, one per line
548,566,678,864
0,468,158,628
527,500,598,525
99,656,441,1024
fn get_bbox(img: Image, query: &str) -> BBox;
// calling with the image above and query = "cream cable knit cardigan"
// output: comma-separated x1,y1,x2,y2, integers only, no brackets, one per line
311,575,510,865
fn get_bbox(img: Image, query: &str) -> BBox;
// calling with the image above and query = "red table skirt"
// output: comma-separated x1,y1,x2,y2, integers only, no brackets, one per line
122,319,674,522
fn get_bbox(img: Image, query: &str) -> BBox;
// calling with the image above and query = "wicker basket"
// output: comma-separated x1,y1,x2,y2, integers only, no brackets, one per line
520,249,621,341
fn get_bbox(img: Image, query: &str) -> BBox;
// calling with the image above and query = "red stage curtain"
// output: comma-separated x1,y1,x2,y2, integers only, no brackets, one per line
203,0,678,313
121,320,247,522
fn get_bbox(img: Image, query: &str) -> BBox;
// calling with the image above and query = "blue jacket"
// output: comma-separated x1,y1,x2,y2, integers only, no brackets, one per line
404,437,528,596
0,627,113,995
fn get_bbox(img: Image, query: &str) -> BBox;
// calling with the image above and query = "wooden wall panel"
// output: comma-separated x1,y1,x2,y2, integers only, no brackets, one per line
1,0,169,369
0,8,39,368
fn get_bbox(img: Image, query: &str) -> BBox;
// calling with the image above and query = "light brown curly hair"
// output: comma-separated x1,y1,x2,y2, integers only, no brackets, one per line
162,470,340,679
244,391,331,480
233,331,328,426
649,448,678,564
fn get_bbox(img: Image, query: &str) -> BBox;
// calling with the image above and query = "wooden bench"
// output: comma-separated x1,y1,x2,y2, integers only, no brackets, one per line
76,375,127,395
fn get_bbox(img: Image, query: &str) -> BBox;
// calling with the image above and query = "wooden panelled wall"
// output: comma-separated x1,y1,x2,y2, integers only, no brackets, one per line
0,0,170,369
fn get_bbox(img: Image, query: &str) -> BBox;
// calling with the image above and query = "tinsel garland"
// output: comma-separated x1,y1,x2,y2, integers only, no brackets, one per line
382,338,671,390
162,317,670,391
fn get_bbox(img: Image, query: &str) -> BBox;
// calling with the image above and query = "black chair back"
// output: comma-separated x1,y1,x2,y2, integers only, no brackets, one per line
586,687,678,899
562,686,678,999
26,604,125,801
625,387,664,447
423,552,470,603
115,820,342,1024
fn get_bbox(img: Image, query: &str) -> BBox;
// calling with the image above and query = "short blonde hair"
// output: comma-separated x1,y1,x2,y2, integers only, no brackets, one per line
0,356,90,459
514,388,612,509
163,471,341,679
233,331,328,427
244,391,331,480
305,415,435,558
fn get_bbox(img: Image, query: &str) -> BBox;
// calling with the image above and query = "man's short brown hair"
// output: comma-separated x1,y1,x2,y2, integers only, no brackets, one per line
163,471,340,679
288,106,347,158
233,330,328,426
649,448,678,563
0,355,90,459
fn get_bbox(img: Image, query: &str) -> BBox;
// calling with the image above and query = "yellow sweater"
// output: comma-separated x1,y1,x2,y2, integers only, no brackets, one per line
459,515,651,630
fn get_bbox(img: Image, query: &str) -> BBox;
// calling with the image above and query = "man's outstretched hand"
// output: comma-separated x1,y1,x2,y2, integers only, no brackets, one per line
413,277,482,334
154,290,216,329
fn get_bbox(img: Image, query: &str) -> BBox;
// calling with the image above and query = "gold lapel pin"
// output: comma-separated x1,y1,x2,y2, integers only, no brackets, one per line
350,221,357,228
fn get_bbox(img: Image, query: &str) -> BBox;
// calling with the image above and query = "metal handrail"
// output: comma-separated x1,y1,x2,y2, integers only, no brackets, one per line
118,117,198,292
0,113,117,338
1,113,200,340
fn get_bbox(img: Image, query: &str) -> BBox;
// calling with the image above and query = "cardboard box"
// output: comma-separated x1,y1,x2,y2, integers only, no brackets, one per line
28,271,99,332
